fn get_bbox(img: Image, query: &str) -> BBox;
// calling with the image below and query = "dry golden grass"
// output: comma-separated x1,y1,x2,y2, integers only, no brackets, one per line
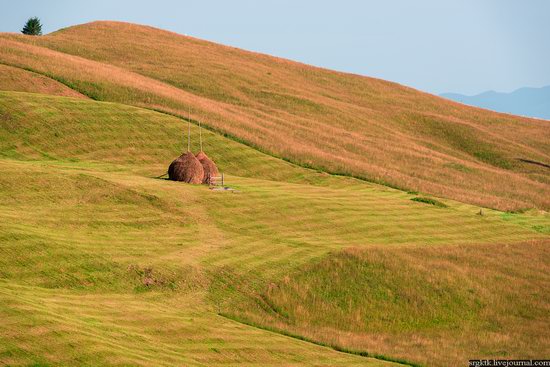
0,21,549,210
0,63,86,98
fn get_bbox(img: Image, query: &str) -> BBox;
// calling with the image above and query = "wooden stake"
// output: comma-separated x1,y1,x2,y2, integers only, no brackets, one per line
199,119,203,152
187,106,191,152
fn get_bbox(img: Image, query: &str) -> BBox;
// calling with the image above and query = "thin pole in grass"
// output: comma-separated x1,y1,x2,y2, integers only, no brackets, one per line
182,114,187,153
187,106,191,152
199,118,203,152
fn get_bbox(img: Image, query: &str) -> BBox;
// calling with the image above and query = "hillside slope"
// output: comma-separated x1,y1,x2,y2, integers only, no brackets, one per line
1,91,549,366
0,21,548,210
225,241,550,366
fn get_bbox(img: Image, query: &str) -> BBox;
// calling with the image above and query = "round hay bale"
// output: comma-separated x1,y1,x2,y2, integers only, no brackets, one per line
168,152,204,184
196,151,219,184
195,151,207,161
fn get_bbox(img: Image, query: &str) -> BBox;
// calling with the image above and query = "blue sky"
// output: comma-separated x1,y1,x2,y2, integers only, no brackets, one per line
2,0,549,95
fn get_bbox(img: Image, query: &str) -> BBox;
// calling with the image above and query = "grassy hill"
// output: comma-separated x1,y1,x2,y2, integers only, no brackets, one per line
0,20,549,366
0,91,548,366
0,21,549,210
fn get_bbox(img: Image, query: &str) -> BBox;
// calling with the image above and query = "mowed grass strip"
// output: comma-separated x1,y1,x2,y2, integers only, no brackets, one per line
0,282,394,367
200,175,544,277
3,156,543,288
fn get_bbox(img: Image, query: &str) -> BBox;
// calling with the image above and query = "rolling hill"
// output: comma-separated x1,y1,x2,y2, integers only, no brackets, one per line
0,21,549,367
0,21,548,211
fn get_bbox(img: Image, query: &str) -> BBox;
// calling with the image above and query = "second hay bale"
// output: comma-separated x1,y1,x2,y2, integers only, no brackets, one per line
196,151,219,184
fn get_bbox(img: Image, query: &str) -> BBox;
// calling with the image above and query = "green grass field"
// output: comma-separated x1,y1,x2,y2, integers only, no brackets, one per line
1,91,549,366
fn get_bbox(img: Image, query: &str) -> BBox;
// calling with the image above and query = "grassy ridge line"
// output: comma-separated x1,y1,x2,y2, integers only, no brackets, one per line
218,313,422,367
0,37,244,127
1,26,549,210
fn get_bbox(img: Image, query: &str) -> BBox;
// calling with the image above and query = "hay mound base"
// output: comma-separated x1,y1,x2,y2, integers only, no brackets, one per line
168,152,204,184
196,151,219,184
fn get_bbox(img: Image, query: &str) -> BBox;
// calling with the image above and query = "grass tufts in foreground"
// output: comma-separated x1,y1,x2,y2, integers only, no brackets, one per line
219,241,550,367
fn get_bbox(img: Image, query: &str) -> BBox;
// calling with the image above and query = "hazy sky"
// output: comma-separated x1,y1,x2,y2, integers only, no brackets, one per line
2,0,549,95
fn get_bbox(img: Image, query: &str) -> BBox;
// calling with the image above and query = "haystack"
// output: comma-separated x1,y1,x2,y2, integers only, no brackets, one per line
196,151,219,184
168,152,204,184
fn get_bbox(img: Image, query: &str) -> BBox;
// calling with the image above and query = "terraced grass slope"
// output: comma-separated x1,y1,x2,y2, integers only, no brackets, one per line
0,21,549,210
0,91,549,366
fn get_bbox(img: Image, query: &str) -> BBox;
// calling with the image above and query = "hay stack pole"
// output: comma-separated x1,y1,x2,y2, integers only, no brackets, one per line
167,106,205,183
187,106,191,152
199,119,203,152
195,117,219,184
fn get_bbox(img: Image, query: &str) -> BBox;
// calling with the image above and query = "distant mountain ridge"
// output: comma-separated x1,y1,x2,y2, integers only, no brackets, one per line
441,86,550,120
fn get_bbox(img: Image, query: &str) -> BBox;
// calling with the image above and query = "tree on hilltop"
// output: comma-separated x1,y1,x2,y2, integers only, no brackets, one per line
21,17,43,36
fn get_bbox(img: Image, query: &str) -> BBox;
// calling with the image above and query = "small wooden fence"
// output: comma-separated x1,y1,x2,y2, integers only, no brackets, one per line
208,173,225,188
